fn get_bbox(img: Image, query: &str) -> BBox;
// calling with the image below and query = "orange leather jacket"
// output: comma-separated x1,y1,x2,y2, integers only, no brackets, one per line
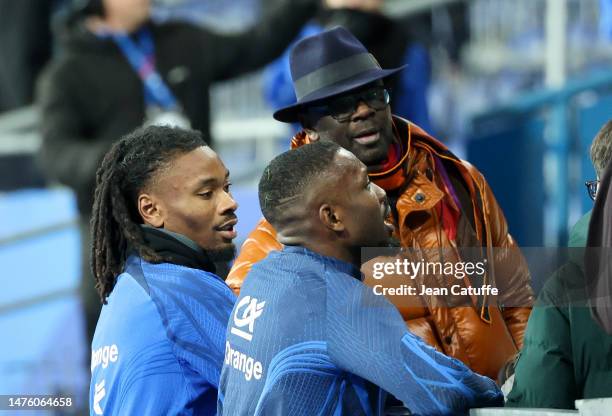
227,117,534,380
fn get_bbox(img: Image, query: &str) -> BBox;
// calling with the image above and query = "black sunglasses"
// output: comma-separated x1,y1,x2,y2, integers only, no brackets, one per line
585,180,599,201
306,87,390,122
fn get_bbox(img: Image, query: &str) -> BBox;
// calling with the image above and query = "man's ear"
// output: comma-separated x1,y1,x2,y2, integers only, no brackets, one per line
137,192,164,227
304,128,320,142
298,114,321,142
319,203,345,232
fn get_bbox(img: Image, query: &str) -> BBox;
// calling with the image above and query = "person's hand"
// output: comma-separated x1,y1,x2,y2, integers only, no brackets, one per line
497,352,520,386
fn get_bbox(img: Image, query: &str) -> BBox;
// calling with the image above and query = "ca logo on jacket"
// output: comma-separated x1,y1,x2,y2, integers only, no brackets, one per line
231,296,265,341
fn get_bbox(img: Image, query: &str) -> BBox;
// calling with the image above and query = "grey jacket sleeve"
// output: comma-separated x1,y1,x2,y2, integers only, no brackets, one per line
204,0,318,81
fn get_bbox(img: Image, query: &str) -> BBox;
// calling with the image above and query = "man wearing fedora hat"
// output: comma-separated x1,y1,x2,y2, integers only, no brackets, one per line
227,26,534,381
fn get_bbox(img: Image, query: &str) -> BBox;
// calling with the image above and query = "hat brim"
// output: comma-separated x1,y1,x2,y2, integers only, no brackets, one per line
272,65,407,123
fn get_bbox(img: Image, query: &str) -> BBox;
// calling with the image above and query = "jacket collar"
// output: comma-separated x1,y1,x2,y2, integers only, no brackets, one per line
282,245,363,281
139,225,217,273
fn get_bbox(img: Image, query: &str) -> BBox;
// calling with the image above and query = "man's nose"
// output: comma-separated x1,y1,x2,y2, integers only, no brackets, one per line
221,190,238,213
372,181,387,204
373,182,390,214
351,99,375,121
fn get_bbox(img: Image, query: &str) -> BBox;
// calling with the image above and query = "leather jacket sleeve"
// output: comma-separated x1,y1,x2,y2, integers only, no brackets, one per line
226,218,281,295
465,162,534,349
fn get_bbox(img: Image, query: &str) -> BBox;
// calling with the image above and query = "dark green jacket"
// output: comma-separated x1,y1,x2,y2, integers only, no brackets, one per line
507,211,612,408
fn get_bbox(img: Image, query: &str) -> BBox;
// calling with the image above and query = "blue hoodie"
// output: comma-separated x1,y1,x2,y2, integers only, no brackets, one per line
90,252,236,415
218,246,502,416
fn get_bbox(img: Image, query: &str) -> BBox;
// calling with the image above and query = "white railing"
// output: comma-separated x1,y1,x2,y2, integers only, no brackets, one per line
470,398,612,415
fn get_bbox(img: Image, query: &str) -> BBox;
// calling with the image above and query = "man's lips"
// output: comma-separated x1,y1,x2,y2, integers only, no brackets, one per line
215,218,238,240
353,129,380,145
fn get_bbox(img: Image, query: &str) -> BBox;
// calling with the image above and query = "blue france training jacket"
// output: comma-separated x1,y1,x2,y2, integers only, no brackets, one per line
218,246,503,416
89,255,236,415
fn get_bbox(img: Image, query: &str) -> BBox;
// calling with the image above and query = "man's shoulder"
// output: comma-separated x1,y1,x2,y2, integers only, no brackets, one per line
38,52,83,87
400,118,481,178
114,257,235,350
240,250,326,310
238,250,329,325
92,268,171,370
38,37,116,93
140,258,232,292
97,261,167,337
251,248,327,282
568,211,591,248
131,259,234,377
103,262,154,312
138,259,235,316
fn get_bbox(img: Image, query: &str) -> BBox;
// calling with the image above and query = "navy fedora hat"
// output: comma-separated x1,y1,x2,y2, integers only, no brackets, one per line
273,26,407,123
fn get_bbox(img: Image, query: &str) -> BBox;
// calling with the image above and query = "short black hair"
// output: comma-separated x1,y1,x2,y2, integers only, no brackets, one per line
91,125,206,302
259,141,341,226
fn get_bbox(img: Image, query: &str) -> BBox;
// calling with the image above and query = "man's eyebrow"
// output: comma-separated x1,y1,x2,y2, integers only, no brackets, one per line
194,170,230,188
196,177,217,188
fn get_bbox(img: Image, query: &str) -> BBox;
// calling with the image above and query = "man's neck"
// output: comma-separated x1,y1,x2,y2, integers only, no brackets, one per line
289,239,360,269
277,221,361,268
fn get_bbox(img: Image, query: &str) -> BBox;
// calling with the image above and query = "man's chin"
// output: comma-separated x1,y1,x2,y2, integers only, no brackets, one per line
207,244,236,262
354,146,388,167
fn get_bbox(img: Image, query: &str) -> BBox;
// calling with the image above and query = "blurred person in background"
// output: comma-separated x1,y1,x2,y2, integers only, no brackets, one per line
559,119,612,247
36,0,318,345
218,141,503,415
0,0,54,112
563,120,611,269
263,0,433,135
507,120,612,408
226,27,534,381
89,126,238,415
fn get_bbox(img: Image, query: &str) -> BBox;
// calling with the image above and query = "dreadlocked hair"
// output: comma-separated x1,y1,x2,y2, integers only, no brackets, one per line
90,125,206,303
